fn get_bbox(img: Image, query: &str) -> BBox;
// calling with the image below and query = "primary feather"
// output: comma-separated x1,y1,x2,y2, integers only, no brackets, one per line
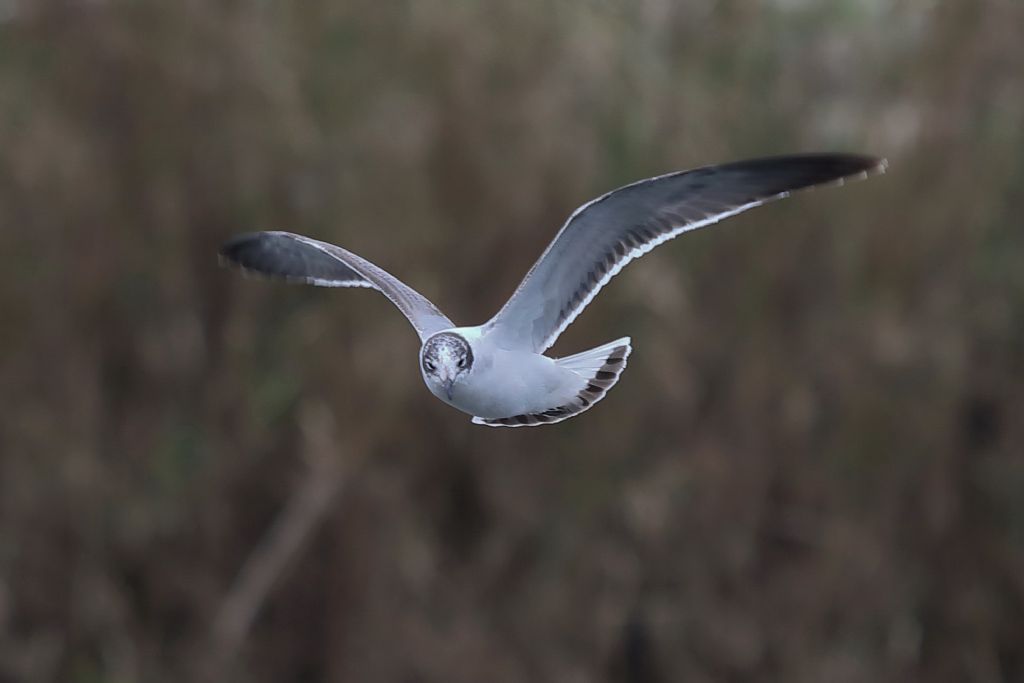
220,231,454,342
484,154,886,353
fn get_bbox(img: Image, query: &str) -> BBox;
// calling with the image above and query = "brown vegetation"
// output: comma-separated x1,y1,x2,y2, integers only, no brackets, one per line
1,1,1022,681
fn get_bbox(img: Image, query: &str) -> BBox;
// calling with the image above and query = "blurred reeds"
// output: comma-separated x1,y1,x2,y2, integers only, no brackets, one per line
1,1,1022,681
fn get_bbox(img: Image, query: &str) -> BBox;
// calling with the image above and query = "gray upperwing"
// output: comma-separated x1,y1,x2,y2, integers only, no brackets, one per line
220,231,455,342
484,153,886,353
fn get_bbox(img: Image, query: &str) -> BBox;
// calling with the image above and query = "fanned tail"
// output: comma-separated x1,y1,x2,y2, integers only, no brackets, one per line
555,336,632,376
472,337,632,427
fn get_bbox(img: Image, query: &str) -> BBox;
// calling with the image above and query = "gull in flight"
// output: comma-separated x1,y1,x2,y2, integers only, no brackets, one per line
221,153,884,427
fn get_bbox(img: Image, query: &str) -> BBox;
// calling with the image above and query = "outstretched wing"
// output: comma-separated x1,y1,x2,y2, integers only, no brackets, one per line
484,154,886,353
220,231,455,341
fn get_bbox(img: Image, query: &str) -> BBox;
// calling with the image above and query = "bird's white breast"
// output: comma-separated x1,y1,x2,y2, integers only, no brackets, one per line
423,328,580,419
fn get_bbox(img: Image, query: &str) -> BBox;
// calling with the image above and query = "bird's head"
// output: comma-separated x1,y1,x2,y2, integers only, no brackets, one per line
420,332,474,401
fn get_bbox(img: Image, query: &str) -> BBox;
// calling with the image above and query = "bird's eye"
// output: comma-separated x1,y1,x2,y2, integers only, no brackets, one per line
457,358,465,368
425,360,436,372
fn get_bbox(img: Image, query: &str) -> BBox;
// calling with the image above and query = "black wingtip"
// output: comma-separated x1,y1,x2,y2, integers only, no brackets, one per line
218,231,271,268
810,152,888,188
217,231,303,278
217,230,371,288
217,231,294,283
812,152,887,179
718,152,887,198
750,151,885,175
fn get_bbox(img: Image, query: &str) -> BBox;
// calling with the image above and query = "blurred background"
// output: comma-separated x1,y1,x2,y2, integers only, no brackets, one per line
1,1,1022,681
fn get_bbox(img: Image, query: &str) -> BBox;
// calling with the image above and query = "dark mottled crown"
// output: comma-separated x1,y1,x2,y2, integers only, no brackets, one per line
422,332,473,372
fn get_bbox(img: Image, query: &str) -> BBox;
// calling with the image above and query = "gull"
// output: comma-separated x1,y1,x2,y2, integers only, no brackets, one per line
221,153,885,427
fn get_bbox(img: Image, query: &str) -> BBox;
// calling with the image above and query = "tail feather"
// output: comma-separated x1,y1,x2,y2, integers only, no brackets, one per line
472,337,633,427
555,336,632,375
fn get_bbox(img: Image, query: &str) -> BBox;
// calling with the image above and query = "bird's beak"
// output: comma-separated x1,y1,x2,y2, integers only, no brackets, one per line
443,378,454,400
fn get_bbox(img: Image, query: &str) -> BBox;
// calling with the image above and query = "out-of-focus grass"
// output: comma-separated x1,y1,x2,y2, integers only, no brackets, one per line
0,1,1022,682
